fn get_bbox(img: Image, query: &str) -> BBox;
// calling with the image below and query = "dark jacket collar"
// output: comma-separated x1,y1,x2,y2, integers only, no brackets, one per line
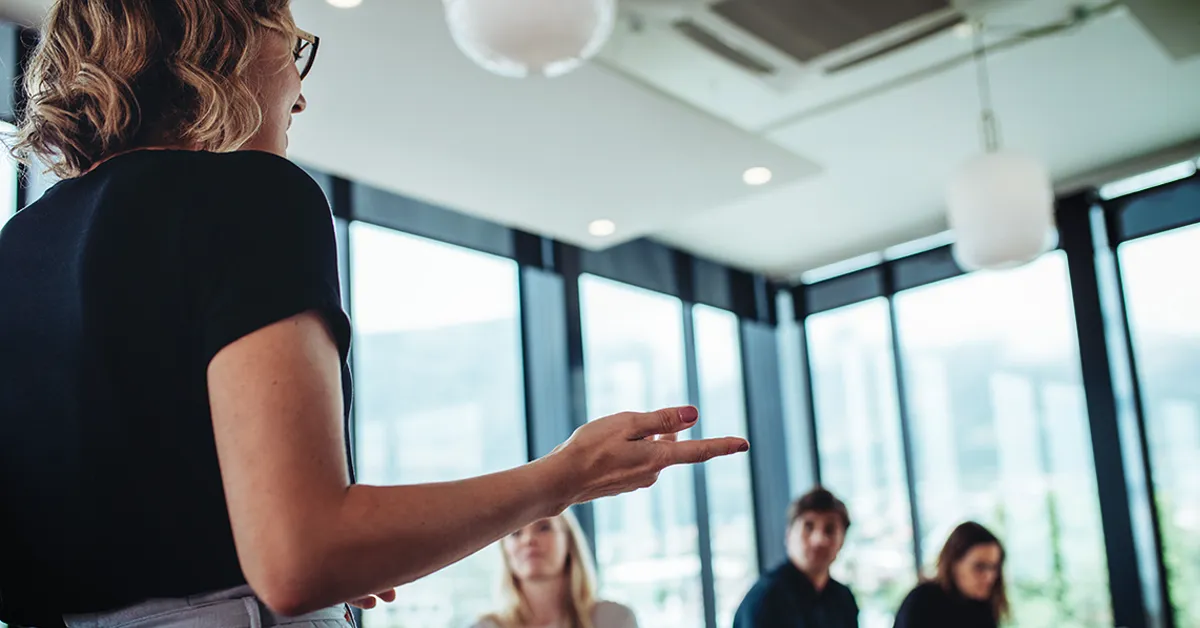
776,560,835,599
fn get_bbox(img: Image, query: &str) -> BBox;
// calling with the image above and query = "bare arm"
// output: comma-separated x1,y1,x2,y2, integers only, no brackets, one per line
208,312,747,616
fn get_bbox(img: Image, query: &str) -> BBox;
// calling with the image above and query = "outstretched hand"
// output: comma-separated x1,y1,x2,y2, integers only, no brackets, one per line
550,405,749,506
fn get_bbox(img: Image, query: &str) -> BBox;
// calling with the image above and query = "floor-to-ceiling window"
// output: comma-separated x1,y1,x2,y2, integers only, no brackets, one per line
805,298,916,628
350,223,527,628
776,292,819,496
692,304,758,627
1119,222,1200,627
892,253,1111,628
579,274,702,628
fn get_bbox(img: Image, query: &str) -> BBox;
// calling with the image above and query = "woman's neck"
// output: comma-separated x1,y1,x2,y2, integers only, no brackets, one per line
521,577,569,627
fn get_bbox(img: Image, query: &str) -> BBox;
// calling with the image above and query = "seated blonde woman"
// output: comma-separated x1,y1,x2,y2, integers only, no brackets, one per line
472,511,637,628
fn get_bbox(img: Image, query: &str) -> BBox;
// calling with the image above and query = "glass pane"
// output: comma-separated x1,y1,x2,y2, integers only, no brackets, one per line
777,291,818,495
805,298,915,628
579,274,701,628
350,223,527,628
23,153,58,206
1119,224,1200,627
893,253,1112,628
1,122,16,229
693,304,758,628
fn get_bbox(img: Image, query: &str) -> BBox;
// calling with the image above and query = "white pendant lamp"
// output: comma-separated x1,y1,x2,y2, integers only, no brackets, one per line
444,0,617,78
946,25,1055,271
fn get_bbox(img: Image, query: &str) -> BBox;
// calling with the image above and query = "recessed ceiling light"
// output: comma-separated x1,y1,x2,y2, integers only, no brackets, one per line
326,0,362,7
743,167,773,186
588,219,616,237
953,22,976,39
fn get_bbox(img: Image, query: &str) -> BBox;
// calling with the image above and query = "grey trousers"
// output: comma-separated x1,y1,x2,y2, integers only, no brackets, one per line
62,586,354,628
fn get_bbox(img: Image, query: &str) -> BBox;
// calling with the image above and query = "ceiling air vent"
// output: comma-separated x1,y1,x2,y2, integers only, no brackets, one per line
606,0,993,98
823,12,965,74
673,19,778,76
710,0,953,64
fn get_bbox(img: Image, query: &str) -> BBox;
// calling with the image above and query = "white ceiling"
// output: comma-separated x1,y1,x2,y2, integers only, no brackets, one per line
5,0,1200,279
284,0,821,255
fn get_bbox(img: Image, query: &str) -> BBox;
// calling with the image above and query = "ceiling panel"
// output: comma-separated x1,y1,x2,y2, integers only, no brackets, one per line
5,0,1198,278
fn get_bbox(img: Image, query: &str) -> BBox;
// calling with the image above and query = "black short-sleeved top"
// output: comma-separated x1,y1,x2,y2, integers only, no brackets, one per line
0,150,354,627
733,561,860,628
892,582,997,628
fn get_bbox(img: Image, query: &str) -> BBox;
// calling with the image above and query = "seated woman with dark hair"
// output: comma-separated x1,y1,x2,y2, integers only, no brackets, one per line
893,522,1008,628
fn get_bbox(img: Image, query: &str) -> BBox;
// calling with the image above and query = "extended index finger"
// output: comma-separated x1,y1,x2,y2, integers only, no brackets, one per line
660,436,749,466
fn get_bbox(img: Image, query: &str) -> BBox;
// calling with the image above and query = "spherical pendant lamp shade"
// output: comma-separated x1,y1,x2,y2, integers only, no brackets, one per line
946,151,1056,271
445,0,617,78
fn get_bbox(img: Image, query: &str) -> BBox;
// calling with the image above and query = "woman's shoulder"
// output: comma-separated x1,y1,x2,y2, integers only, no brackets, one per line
592,600,637,627
101,149,323,204
187,149,315,180
898,581,949,613
158,151,331,232
909,580,949,599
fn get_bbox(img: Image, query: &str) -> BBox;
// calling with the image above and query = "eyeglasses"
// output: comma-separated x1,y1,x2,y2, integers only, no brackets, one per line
968,561,1002,576
294,28,320,80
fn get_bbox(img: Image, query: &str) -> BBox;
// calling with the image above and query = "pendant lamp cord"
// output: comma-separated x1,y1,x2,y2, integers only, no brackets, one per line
972,22,1001,153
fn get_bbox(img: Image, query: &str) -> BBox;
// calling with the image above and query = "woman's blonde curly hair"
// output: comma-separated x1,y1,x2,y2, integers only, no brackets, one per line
10,0,296,179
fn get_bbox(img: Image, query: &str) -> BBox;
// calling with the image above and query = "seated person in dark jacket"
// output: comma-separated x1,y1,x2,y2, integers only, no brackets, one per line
733,487,858,628
893,521,1008,628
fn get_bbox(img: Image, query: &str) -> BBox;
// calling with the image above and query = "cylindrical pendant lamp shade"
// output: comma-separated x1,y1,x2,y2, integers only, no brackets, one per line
946,151,1056,271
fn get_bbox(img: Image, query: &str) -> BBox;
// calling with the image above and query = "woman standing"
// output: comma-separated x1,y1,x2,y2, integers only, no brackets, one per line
0,1,748,626
893,522,1009,628
472,512,636,628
